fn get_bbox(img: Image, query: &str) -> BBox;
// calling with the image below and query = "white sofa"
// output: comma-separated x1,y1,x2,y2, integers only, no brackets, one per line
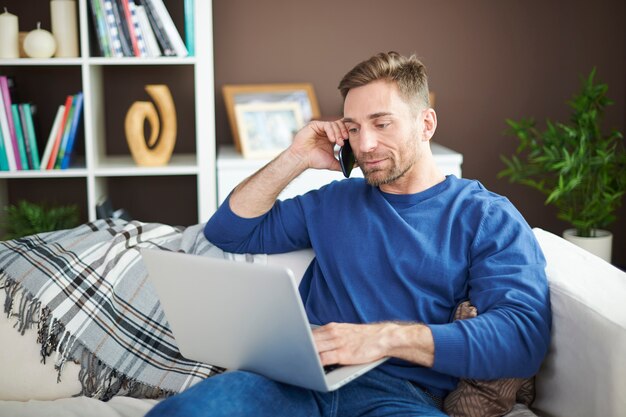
0,228,625,417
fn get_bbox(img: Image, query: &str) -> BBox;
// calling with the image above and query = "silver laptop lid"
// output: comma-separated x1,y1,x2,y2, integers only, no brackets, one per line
141,249,330,391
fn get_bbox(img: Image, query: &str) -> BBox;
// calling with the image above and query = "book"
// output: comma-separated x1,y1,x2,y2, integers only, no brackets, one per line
102,0,125,57
98,0,115,56
60,92,84,169
111,0,133,56
11,104,29,170
145,0,188,57
18,104,35,169
128,0,148,57
0,84,16,171
184,0,194,56
135,5,160,57
139,0,175,56
54,96,78,168
21,104,40,170
40,105,65,170
47,95,74,170
120,0,140,56
0,118,8,170
0,76,21,170
89,0,111,57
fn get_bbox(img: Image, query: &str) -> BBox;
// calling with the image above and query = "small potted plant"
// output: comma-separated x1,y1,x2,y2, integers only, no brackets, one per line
499,68,626,262
2,200,80,240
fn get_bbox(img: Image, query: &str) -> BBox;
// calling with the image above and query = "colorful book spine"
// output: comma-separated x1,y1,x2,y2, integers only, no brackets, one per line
47,95,74,170
128,0,147,57
11,104,29,170
0,119,8,170
121,0,140,56
145,0,188,57
55,97,78,169
102,0,125,57
17,104,35,169
40,105,65,170
111,0,133,56
60,93,84,169
135,5,160,57
0,84,16,171
184,0,194,56
98,0,115,56
0,76,21,170
89,0,111,57
22,104,40,170
140,0,175,56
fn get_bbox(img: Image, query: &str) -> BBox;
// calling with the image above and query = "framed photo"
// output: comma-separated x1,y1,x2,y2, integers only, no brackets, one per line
223,83,320,158
235,101,304,158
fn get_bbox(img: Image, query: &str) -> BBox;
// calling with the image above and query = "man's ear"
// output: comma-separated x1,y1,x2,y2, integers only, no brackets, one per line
421,108,437,142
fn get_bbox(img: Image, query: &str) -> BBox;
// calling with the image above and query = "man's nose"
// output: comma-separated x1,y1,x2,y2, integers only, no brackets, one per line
358,127,378,153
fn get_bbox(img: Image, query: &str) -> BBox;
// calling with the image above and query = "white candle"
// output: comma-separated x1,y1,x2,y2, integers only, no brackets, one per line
0,8,19,59
23,22,56,59
50,0,78,57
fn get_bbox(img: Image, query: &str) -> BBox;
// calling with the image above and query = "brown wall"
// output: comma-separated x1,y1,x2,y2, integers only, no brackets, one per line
213,0,626,267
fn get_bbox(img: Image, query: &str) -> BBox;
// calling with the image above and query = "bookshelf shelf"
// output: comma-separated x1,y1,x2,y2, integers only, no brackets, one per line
0,58,84,66
94,154,199,175
0,168,89,179
89,57,197,66
0,0,216,228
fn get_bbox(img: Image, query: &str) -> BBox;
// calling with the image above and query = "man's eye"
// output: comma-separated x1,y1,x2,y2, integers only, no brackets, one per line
377,123,390,129
348,128,359,134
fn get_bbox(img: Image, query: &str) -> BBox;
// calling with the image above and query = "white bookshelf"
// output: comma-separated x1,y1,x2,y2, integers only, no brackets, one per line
0,0,216,225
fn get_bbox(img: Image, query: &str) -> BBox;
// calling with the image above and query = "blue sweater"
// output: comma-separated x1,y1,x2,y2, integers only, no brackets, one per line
204,176,551,397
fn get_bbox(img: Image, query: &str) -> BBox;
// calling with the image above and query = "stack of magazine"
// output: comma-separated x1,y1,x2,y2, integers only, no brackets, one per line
89,0,191,58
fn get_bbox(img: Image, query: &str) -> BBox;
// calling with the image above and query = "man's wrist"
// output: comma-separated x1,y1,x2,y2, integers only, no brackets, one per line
382,322,435,367
283,145,312,172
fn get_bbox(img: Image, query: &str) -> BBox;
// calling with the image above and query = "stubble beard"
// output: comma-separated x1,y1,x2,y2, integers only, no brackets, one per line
360,158,413,187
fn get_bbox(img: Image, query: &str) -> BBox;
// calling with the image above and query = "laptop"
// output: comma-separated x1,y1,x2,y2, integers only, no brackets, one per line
141,249,387,392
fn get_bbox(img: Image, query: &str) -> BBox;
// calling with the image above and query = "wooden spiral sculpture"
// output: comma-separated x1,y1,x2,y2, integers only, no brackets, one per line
125,84,177,166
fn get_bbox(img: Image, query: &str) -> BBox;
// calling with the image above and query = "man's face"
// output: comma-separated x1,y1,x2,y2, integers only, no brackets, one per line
343,80,427,189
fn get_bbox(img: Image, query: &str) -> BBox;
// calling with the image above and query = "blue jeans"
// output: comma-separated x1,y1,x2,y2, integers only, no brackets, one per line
145,368,447,417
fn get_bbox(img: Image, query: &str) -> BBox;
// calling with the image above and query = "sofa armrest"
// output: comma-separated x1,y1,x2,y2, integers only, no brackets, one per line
532,228,626,417
266,249,315,285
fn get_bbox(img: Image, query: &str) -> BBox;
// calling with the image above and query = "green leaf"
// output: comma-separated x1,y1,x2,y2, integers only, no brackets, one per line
499,67,626,233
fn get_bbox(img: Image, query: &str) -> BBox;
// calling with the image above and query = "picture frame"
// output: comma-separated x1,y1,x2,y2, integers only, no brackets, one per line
223,83,321,158
235,101,304,159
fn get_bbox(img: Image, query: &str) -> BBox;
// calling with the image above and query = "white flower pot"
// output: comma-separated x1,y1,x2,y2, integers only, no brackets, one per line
562,229,613,263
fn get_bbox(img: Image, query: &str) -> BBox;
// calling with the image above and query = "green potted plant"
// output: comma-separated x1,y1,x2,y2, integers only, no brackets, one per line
499,68,626,262
2,200,80,240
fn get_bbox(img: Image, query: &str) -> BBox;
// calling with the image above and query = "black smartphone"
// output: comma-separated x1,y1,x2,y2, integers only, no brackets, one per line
338,140,355,178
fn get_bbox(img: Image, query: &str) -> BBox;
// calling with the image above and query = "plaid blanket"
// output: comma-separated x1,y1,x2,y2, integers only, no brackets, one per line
0,219,265,400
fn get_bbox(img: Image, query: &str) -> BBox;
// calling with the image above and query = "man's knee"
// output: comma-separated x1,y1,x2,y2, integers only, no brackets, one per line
146,371,315,417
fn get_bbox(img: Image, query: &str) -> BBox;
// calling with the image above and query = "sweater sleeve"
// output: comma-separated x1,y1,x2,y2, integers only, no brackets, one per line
428,198,551,379
203,193,313,254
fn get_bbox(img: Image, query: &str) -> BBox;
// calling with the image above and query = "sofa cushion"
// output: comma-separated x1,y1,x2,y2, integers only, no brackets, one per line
443,302,534,417
532,228,626,417
0,290,82,401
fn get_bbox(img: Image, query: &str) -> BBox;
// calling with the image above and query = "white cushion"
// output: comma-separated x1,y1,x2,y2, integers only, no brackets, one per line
0,396,158,417
0,290,82,401
266,249,315,285
532,228,626,417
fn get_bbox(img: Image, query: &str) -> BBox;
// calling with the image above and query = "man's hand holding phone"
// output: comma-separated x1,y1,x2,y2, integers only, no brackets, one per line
288,120,351,175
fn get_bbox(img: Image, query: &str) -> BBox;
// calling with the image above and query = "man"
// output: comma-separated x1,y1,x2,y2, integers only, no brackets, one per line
147,51,551,417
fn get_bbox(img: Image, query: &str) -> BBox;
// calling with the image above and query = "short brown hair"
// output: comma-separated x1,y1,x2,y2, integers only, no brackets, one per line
338,51,430,109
